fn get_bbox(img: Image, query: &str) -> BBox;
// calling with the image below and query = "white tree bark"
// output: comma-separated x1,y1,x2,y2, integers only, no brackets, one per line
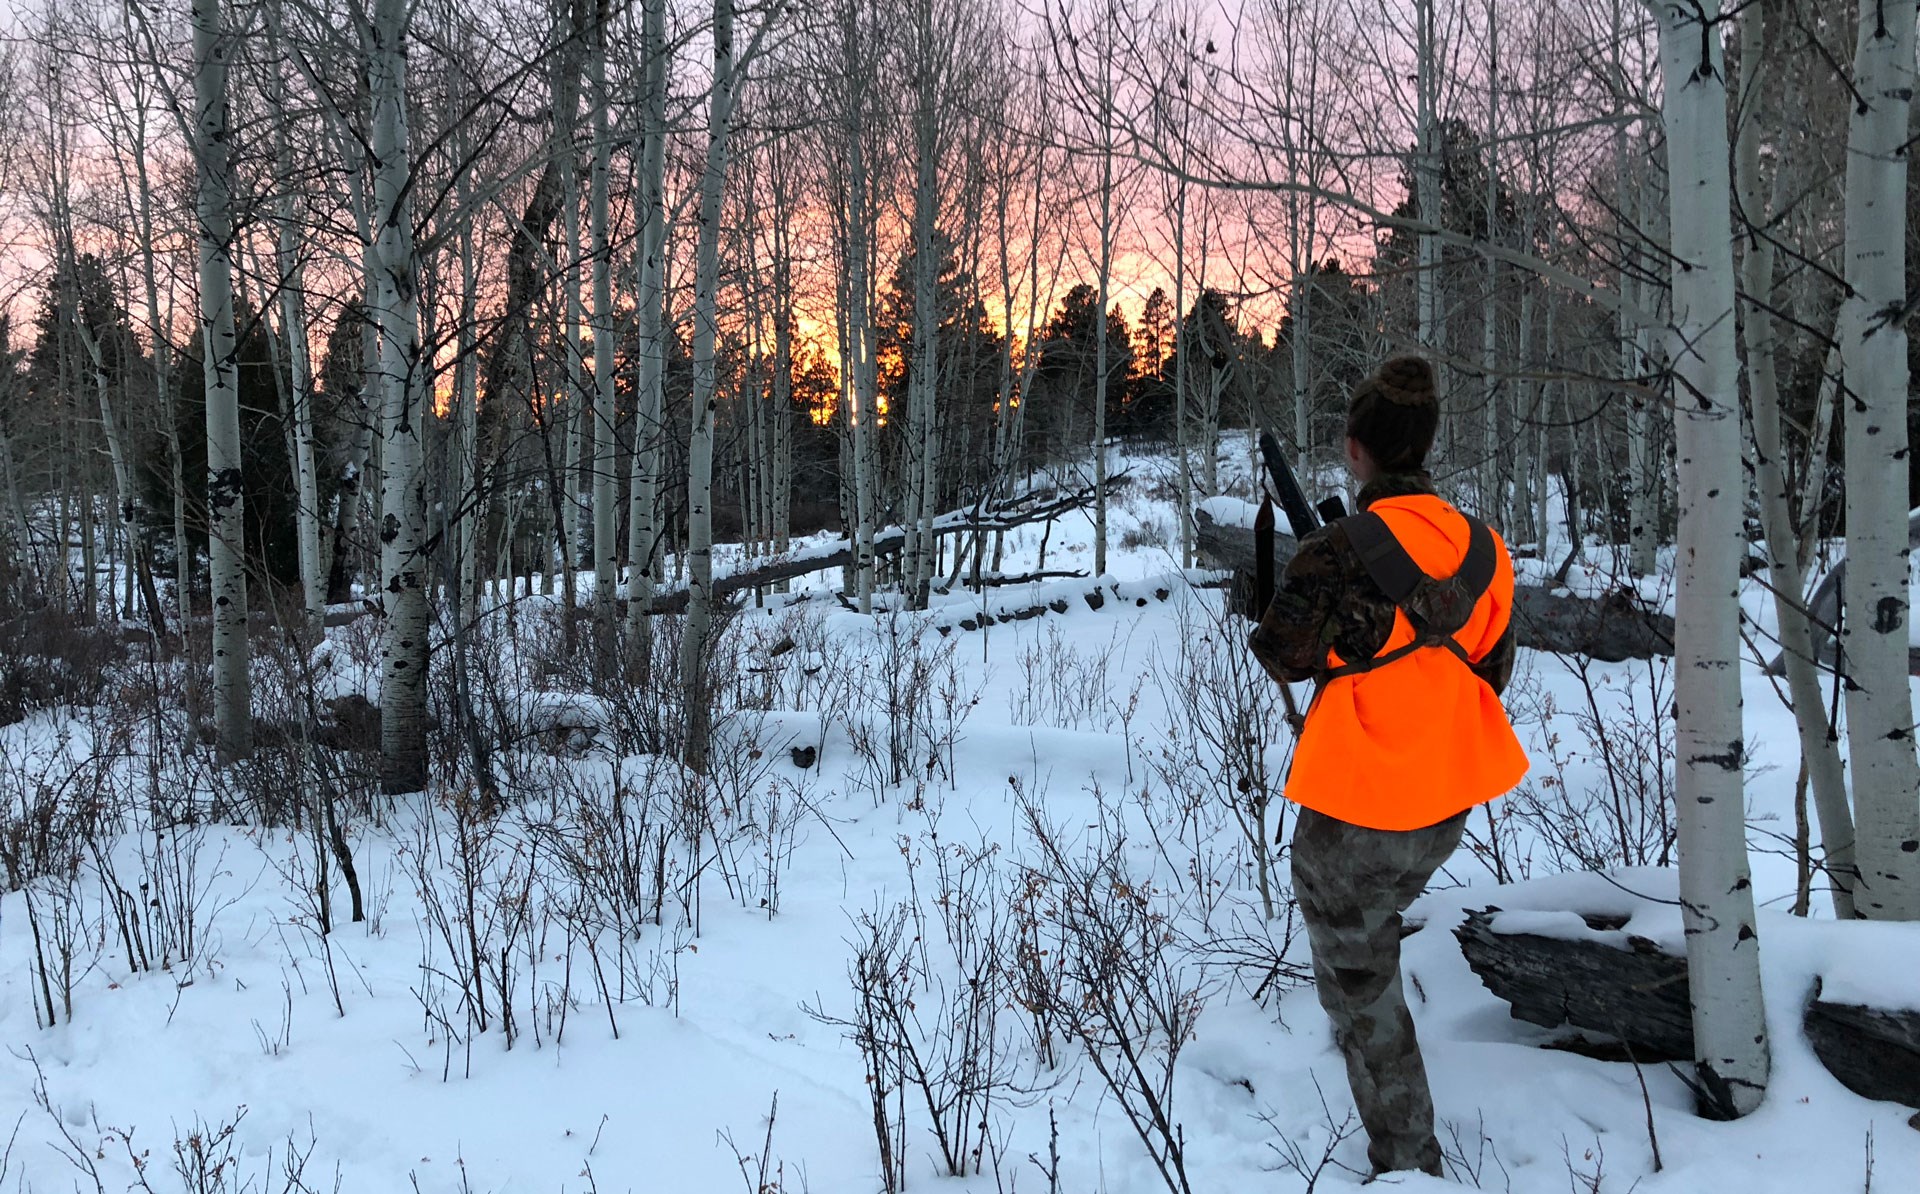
193,0,251,762
905,0,942,606
1169,92,1193,566
833,0,879,612
370,0,430,794
1414,0,1444,407
1838,0,1920,922
557,9,584,612
1621,0,1659,578
767,121,798,566
1478,0,1501,517
61,252,150,631
625,0,669,664
1192,202,1221,497
1733,0,1856,919
278,173,325,637
682,0,743,772
1089,3,1116,579
588,4,618,673
105,60,191,618
454,134,481,613
1653,0,1769,1114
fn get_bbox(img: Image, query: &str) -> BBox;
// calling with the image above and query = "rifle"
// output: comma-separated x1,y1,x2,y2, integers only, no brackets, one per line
1251,431,1347,732
1258,430,1348,545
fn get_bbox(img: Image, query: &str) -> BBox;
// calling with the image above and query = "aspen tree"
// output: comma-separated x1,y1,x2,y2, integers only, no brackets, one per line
1477,0,1501,519
1732,0,1856,919
904,0,944,606
625,0,668,662
823,0,881,612
1838,0,1920,922
1088,1,1118,578
1652,0,1769,1115
1413,0,1443,399
193,0,251,762
588,0,618,674
277,147,325,637
369,0,431,793
684,0,743,772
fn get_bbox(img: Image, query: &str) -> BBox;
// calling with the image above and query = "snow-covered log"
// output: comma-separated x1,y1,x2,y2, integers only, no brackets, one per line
1455,908,1920,1111
647,478,1122,613
929,574,1182,636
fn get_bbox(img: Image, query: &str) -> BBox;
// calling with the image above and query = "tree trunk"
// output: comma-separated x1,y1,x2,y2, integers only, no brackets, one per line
1090,13,1114,580
906,0,941,607
478,2,585,606
193,0,250,762
121,94,191,619
1478,0,1501,520
371,0,430,794
1414,0,1445,418
454,141,481,614
682,0,743,774
1620,5,1658,578
66,260,159,637
625,0,669,671
1838,0,1920,922
279,175,325,638
1733,0,1856,919
840,0,878,613
557,21,584,616
588,5,618,676
1654,0,1769,1115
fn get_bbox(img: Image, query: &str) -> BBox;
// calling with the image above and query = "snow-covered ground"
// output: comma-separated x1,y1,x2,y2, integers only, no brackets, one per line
1,448,1915,1193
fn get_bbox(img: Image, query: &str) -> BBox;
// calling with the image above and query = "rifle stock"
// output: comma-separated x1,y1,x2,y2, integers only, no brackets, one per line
1253,497,1275,618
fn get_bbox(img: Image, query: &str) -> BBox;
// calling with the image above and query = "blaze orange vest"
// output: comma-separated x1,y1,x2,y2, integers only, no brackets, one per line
1283,494,1529,831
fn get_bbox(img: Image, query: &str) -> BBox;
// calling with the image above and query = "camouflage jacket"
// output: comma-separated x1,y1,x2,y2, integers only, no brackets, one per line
1248,472,1517,696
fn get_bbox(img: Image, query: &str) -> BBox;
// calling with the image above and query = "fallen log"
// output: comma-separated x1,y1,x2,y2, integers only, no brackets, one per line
1804,983,1920,1111
1194,503,1675,661
929,573,1181,635
1454,907,1692,1060
1455,906,1920,1110
931,569,1088,593
648,475,1126,614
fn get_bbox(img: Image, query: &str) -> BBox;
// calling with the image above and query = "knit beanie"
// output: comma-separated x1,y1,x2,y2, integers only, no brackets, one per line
1347,355,1439,473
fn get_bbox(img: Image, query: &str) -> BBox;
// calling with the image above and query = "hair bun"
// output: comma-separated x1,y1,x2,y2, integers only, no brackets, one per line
1374,355,1436,406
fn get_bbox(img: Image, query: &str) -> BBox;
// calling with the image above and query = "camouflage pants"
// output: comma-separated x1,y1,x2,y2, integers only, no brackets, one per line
1290,805,1467,1178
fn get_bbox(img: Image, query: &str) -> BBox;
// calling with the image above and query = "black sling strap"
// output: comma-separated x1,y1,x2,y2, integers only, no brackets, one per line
1322,510,1498,680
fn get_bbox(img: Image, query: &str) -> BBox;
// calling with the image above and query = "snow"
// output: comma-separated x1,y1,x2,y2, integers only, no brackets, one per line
2,447,1917,1193
1196,494,1261,530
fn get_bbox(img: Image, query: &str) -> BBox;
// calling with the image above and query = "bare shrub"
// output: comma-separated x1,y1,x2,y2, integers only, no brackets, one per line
22,1048,335,1193
0,729,119,894
1120,513,1172,555
1010,623,1115,732
720,1093,799,1194
1148,602,1289,921
1014,795,1214,1194
406,787,548,1073
0,584,124,727
528,754,693,1027
842,608,977,799
1261,1074,1366,1193
807,832,1025,1188
1501,656,1677,873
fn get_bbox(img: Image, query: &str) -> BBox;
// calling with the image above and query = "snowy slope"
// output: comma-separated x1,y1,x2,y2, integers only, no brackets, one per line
1,452,1915,1194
